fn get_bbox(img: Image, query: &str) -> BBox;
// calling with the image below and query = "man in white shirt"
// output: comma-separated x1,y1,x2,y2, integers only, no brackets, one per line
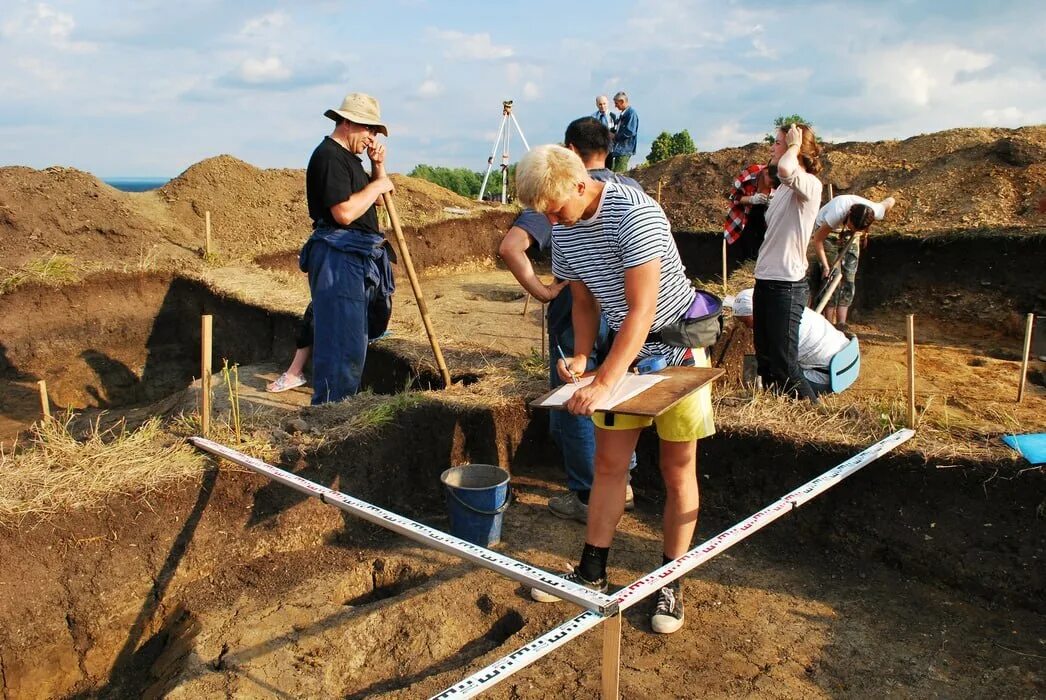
727,288,853,395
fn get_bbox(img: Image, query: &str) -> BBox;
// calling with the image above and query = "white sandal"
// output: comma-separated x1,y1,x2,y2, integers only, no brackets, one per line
267,372,306,393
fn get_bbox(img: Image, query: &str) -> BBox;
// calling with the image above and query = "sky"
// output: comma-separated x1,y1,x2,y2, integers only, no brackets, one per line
1,0,1044,178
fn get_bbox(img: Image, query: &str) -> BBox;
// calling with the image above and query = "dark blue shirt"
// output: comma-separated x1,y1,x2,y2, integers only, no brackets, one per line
612,106,639,156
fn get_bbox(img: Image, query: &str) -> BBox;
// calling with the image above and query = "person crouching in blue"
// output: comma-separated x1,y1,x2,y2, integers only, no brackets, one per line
300,93,396,404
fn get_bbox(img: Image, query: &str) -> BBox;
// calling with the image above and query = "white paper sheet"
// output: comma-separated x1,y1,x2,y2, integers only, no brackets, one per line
533,374,668,411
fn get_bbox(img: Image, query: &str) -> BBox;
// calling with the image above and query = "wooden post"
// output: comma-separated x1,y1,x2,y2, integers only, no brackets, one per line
37,380,51,421
906,314,916,429
656,178,663,204
827,183,834,201
1017,312,1035,403
540,302,546,362
383,193,453,388
522,294,531,317
204,210,212,257
601,613,622,699
201,314,213,437
721,238,728,299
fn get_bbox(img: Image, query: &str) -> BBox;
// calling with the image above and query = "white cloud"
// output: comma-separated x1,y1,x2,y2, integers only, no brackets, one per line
2,2,95,52
418,78,443,98
428,29,513,60
982,107,1025,125
859,44,994,108
240,11,289,37
239,56,292,84
522,81,540,99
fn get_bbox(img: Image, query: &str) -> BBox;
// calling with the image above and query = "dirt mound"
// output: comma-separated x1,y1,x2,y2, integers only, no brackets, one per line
158,155,308,260
0,156,499,276
633,125,1046,234
0,166,193,271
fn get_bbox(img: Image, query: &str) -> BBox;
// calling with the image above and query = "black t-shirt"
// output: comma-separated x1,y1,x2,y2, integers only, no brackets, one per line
305,136,380,235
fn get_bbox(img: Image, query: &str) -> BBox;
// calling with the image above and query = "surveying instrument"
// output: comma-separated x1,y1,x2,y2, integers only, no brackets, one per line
478,100,530,203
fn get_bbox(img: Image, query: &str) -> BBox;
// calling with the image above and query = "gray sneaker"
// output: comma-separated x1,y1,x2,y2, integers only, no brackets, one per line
548,486,635,522
651,585,685,634
531,567,608,603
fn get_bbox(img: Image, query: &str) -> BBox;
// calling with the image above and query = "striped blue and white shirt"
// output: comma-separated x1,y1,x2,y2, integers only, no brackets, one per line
551,182,695,365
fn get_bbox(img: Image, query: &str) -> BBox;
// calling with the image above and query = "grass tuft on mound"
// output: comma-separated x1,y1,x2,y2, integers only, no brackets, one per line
0,416,205,523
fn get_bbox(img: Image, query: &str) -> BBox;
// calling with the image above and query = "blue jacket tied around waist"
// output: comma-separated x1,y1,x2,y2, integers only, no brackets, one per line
300,227,395,404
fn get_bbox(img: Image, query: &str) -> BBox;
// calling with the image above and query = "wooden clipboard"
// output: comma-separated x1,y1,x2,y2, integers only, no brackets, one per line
530,366,724,418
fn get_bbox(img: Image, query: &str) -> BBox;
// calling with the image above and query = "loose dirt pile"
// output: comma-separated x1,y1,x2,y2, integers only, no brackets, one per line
0,156,493,274
633,125,1046,233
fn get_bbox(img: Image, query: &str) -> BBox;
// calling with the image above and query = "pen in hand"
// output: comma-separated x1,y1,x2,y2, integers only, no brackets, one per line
555,343,580,385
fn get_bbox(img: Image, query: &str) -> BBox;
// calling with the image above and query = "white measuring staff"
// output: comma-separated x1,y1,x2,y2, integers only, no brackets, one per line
189,437,617,615
432,428,915,699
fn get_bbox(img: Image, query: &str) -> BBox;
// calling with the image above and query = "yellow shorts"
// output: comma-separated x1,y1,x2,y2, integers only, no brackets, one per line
592,350,716,442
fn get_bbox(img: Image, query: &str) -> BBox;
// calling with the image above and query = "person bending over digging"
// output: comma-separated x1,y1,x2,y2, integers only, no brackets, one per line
498,117,642,523
299,92,395,405
516,144,715,635
811,194,896,331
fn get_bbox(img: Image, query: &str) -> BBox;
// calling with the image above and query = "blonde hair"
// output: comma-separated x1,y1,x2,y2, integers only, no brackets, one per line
780,123,823,175
516,145,588,212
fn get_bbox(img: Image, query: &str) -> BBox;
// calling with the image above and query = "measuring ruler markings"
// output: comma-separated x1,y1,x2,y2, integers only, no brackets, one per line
432,428,915,699
189,436,617,615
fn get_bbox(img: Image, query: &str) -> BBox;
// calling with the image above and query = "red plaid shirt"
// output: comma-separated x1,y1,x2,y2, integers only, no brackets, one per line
723,163,765,244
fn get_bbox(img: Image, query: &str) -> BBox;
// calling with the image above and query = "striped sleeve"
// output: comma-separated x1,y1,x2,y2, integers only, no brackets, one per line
618,202,669,268
551,232,579,280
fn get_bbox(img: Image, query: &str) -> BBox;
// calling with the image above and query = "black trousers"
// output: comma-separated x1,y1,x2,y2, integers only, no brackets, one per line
753,279,817,401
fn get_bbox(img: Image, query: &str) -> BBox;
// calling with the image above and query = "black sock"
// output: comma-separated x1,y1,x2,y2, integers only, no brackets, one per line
662,554,681,590
576,489,590,504
578,543,609,582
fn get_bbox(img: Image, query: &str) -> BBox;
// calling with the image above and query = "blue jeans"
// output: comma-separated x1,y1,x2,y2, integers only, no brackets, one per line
753,279,817,401
547,292,635,492
300,229,393,405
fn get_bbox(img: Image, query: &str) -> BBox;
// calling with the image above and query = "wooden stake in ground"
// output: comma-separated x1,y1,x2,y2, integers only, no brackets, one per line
382,192,452,388
906,314,916,429
201,314,213,437
657,177,663,204
601,612,622,699
827,183,834,201
1017,312,1035,403
204,210,212,257
540,302,546,362
37,380,51,422
721,238,728,299
522,294,531,317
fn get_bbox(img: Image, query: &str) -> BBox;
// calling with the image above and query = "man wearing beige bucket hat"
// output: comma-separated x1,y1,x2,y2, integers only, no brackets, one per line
299,92,397,404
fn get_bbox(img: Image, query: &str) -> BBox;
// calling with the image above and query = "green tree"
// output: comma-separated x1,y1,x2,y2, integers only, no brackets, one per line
407,164,484,197
670,130,696,157
647,131,674,164
764,114,814,144
647,130,697,164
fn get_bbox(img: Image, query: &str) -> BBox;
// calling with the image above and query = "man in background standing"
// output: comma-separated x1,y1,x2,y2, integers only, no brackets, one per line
610,91,639,173
592,95,617,169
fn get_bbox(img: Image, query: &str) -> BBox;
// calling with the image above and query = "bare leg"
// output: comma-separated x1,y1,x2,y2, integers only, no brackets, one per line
585,427,642,547
286,346,311,377
823,305,837,323
659,438,699,559
836,305,850,325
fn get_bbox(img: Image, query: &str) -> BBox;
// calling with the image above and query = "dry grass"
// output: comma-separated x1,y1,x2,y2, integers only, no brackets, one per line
0,254,80,294
0,416,205,524
715,384,1023,463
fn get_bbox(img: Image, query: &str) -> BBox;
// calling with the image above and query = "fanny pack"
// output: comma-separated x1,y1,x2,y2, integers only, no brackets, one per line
646,290,723,348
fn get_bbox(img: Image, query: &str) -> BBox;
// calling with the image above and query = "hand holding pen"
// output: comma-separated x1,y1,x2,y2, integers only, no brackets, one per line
555,343,581,385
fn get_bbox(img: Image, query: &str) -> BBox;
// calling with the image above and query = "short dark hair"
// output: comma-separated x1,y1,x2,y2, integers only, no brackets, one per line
564,117,611,159
848,203,876,231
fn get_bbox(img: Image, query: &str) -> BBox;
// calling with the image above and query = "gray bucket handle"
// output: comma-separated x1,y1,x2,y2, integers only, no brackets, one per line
445,484,512,516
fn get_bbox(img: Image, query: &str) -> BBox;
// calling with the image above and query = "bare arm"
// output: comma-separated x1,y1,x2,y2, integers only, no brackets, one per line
498,227,568,302
812,224,833,277
565,259,660,415
329,141,393,226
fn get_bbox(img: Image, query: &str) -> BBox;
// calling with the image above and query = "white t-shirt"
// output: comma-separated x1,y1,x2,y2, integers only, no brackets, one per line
754,167,823,282
815,195,887,232
552,182,695,365
798,307,851,385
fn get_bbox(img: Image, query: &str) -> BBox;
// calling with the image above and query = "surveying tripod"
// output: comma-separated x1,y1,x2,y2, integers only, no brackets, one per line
478,100,531,203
